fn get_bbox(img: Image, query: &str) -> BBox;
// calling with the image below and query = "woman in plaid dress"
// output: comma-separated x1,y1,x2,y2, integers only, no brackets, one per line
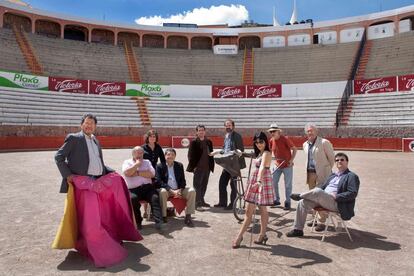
232,132,274,248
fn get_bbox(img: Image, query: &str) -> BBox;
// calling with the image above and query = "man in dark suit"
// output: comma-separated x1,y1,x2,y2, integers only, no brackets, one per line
55,113,113,193
286,152,360,237
215,119,246,210
187,124,215,209
156,148,196,227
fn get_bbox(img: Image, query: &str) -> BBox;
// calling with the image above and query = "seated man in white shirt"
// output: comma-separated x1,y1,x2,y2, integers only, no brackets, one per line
122,146,163,229
155,148,196,227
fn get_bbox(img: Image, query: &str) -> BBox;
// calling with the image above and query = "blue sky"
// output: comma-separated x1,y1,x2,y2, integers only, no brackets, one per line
24,0,414,26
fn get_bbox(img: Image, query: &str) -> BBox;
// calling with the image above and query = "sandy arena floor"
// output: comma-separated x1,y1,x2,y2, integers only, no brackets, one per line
0,148,413,276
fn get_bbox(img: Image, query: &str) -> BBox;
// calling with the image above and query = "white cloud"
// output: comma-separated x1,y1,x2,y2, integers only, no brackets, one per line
135,5,249,26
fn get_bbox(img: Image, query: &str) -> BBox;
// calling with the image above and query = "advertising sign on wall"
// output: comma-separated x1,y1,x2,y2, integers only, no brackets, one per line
48,77,88,93
126,83,170,97
354,77,397,94
89,80,126,96
212,85,246,98
402,138,414,152
398,74,414,92
246,84,282,98
0,70,48,90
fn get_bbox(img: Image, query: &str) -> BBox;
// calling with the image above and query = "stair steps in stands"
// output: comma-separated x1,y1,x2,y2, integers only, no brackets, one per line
134,97,151,126
355,40,372,80
242,48,254,85
12,25,43,75
124,42,141,83
339,98,354,126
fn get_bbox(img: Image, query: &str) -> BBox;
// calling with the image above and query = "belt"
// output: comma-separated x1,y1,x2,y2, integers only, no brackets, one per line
307,169,316,173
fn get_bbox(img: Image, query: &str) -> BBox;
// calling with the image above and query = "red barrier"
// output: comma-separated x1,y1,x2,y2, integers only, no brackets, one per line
0,136,404,152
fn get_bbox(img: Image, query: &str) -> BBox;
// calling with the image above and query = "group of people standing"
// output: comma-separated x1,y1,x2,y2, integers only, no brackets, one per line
53,113,359,266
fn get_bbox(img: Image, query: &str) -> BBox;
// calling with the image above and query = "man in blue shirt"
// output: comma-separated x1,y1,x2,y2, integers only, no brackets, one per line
286,152,360,237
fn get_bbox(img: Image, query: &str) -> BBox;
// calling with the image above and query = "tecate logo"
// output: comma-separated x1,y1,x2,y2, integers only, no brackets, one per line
55,80,83,91
95,83,121,94
217,87,241,98
253,86,277,97
360,79,389,93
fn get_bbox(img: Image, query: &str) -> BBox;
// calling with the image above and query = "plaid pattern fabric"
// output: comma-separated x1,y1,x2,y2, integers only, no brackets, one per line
244,157,275,206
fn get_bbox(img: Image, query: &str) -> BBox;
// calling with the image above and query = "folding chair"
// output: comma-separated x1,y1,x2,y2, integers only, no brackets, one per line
311,206,353,242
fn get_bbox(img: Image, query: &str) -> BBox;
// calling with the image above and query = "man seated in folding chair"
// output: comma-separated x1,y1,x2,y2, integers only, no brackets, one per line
286,152,360,238
122,146,164,230
156,148,196,227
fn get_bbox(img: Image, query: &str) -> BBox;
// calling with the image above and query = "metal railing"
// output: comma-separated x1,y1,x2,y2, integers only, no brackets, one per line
335,31,367,128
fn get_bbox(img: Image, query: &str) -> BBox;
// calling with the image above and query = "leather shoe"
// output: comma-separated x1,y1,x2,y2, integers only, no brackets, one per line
224,204,233,210
315,224,326,232
201,202,211,207
214,203,226,208
290,193,302,201
286,229,304,237
184,216,194,227
283,203,291,211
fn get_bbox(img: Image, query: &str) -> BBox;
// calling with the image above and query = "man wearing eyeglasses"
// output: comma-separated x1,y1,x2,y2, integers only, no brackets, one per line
286,152,360,237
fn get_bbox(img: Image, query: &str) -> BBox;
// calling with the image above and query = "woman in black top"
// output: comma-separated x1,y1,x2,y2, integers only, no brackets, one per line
142,129,166,169
141,129,165,219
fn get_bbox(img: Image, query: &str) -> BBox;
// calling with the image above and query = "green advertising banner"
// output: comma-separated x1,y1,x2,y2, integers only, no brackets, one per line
126,83,170,97
0,70,48,90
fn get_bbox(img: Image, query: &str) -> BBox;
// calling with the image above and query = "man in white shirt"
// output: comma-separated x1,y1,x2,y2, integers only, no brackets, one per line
122,146,163,229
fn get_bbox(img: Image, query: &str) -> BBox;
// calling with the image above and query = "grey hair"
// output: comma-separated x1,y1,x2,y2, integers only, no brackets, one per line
304,123,318,133
132,146,144,154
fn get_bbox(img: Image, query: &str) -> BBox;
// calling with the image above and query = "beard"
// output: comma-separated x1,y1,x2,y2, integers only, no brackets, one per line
225,128,232,133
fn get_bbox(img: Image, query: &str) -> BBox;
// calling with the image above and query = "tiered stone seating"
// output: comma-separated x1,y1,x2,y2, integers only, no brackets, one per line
0,28,30,73
26,32,130,82
347,91,414,127
145,97,340,128
364,32,414,78
0,88,142,127
253,42,359,84
135,47,243,85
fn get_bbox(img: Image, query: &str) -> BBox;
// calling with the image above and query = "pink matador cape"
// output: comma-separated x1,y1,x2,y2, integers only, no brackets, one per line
52,172,143,267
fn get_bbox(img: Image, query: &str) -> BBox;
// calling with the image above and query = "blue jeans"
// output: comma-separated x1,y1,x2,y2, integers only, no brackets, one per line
272,166,293,204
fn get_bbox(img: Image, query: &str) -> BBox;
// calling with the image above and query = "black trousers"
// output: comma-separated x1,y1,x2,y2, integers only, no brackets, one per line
218,169,237,206
129,184,162,224
193,169,210,205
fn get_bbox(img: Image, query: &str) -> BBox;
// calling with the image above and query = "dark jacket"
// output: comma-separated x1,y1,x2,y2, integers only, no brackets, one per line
321,169,360,220
186,137,215,173
142,143,165,169
156,161,186,191
54,131,114,193
225,131,246,169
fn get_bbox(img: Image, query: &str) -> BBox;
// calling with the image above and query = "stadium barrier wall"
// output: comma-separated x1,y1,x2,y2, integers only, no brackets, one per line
0,135,404,152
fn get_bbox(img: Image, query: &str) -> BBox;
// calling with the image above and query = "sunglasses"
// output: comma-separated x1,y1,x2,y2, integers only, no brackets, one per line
255,140,265,144
335,158,346,162
269,130,276,133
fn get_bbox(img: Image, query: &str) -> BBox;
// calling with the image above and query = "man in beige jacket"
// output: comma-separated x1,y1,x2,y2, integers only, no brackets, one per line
302,123,335,231
303,123,335,189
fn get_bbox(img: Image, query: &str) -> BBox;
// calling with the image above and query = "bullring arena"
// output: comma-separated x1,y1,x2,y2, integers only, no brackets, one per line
0,0,414,275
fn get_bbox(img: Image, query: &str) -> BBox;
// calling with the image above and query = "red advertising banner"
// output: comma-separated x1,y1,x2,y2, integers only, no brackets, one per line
398,74,414,92
212,85,246,98
402,138,414,152
246,84,282,98
354,77,397,94
89,80,126,96
48,77,88,93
